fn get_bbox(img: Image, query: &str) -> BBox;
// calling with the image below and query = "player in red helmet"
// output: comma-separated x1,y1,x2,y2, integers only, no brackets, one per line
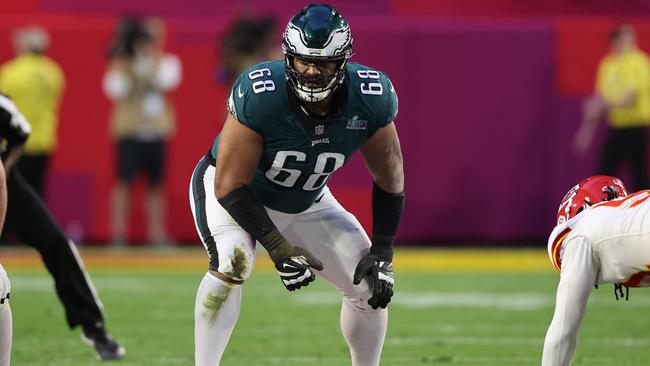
556,175,628,225
542,175,650,365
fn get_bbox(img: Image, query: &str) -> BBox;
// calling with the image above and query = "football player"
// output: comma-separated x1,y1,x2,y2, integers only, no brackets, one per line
0,93,124,361
189,4,404,365
542,175,650,365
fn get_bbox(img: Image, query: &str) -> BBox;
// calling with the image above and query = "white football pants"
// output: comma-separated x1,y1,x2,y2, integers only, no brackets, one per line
189,160,387,366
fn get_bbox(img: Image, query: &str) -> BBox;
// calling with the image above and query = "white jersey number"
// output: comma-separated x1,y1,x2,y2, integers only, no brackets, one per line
357,69,383,95
265,151,345,191
248,68,276,94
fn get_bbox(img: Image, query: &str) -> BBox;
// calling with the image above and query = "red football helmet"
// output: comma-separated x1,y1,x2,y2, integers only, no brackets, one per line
556,175,628,225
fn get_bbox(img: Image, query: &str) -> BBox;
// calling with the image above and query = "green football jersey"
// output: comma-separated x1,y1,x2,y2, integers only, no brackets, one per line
211,60,398,213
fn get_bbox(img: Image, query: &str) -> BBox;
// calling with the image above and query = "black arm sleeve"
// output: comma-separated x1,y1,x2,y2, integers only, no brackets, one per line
370,182,405,259
217,185,288,262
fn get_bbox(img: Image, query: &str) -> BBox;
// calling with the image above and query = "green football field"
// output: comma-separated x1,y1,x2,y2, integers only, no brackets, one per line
3,247,650,365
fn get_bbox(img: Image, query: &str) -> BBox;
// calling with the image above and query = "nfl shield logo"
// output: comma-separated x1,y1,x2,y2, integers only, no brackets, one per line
315,125,325,135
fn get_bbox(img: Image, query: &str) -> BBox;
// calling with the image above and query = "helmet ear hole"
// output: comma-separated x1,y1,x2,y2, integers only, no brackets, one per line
603,186,621,200
556,175,628,224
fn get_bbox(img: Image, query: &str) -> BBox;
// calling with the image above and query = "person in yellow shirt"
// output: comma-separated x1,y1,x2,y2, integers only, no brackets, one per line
575,23,650,191
0,25,65,198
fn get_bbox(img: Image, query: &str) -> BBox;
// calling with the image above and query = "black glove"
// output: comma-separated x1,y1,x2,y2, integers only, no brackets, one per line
268,243,324,292
353,248,394,309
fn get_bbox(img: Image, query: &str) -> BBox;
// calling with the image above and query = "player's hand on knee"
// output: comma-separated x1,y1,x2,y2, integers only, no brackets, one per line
262,231,323,291
274,246,324,292
353,253,394,309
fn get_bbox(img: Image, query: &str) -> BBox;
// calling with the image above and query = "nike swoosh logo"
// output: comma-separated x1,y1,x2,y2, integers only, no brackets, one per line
388,80,395,93
237,85,245,98
314,194,324,203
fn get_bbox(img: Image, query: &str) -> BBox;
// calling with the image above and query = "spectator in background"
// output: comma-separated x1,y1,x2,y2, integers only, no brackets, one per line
574,23,650,191
103,16,182,246
218,14,280,86
0,25,65,198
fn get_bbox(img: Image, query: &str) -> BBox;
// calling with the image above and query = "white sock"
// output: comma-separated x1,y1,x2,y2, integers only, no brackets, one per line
195,272,242,366
340,298,388,366
0,304,12,366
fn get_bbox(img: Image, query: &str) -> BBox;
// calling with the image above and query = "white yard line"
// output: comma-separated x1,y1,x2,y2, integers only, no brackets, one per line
225,354,543,364
386,336,650,348
294,291,553,310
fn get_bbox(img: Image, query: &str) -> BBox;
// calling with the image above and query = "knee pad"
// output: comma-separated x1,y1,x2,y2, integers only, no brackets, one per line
0,264,10,309
342,276,386,313
213,232,256,282
218,248,254,282
343,296,385,314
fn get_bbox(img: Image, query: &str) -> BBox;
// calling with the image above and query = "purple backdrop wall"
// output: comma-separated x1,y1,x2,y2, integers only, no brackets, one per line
338,16,621,243
1,8,610,243
330,18,583,243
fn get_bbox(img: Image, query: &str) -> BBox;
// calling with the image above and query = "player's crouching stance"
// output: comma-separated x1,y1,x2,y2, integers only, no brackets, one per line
189,3,404,366
541,175,650,365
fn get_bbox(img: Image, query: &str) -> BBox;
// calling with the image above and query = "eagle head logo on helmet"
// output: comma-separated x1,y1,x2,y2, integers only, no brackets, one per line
282,3,353,103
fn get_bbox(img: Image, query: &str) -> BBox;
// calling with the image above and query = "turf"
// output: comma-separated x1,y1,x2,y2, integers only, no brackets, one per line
5,252,650,365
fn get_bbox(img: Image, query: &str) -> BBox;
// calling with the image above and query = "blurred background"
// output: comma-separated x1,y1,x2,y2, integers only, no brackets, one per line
1,0,650,246
6,1,650,365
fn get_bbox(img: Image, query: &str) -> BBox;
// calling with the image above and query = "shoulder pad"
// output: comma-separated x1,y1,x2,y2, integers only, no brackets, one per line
227,61,286,134
346,63,398,126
